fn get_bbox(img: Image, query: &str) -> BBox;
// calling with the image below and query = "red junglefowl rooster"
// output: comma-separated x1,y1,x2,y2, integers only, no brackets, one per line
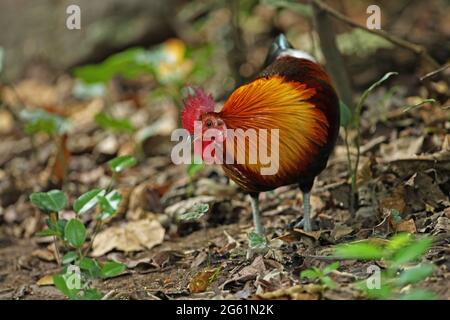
181,34,340,234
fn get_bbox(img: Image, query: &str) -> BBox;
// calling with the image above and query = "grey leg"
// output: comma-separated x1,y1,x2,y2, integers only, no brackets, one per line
302,191,311,232
294,191,312,231
249,194,264,235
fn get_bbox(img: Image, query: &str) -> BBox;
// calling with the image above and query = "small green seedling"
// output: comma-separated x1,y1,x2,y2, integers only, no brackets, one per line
247,232,268,250
333,233,437,300
301,262,340,289
108,155,137,173
30,155,137,299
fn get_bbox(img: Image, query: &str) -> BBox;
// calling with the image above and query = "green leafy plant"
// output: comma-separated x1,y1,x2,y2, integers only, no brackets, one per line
29,155,137,299
301,262,340,289
333,234,437,299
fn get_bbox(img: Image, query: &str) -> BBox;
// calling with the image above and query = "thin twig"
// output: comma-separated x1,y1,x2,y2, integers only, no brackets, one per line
311,0,440,69
420,63,450,81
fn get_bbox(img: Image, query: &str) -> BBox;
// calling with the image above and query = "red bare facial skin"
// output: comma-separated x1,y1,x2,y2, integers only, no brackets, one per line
182,88,228,163
181,88,215,135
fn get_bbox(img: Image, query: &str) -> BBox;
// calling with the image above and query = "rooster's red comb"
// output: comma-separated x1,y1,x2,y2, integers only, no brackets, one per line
181,88,215,134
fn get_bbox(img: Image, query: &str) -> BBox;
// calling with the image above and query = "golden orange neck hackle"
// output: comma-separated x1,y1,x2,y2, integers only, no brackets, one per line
218,76,330,191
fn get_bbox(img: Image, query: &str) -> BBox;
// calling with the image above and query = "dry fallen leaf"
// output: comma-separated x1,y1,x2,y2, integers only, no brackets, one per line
331,224,354,241
189,267,221,293
92,218,165,257
393,218,417,233
32,249,56,262
379,136,424,161
36,274,54,286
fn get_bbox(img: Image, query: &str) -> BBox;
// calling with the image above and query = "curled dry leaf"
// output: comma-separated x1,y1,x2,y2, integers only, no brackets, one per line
189,267,221,293
127,182,163,220
92,218,165,257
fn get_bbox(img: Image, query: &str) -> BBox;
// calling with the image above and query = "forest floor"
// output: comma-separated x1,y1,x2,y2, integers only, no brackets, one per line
0,68,449,299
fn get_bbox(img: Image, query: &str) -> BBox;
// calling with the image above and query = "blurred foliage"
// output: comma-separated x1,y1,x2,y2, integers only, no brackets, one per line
301,262,340,289
73,39,215,105
94,112,135,133
20,109,70,136
337,29,393,57
334,234,437,300
261,0,312,17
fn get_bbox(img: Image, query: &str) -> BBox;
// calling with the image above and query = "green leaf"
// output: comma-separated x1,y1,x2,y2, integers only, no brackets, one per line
20,109,70,135
321,276,337,289
391,237,432,266
42,218,67,238
79,257,102,278
30,190,67,213
81,289,104,300
108,155,137,173
300,269,319,280
334,242,385,260
385,233,412,253
73,47,155,84
95,112,134,133
53,274,78,299
398,263,436,286
101,261,126,278
247,231,268,250
178,203,209,221
357,280,393,300
97,190,122,220
64,219,86,248
62,251,78,265
399,289,437,300
73,189,105,214
323,262,340,275
339,101,352,128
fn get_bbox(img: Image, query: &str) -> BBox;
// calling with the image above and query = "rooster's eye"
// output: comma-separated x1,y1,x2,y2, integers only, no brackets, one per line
205,119,213,128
